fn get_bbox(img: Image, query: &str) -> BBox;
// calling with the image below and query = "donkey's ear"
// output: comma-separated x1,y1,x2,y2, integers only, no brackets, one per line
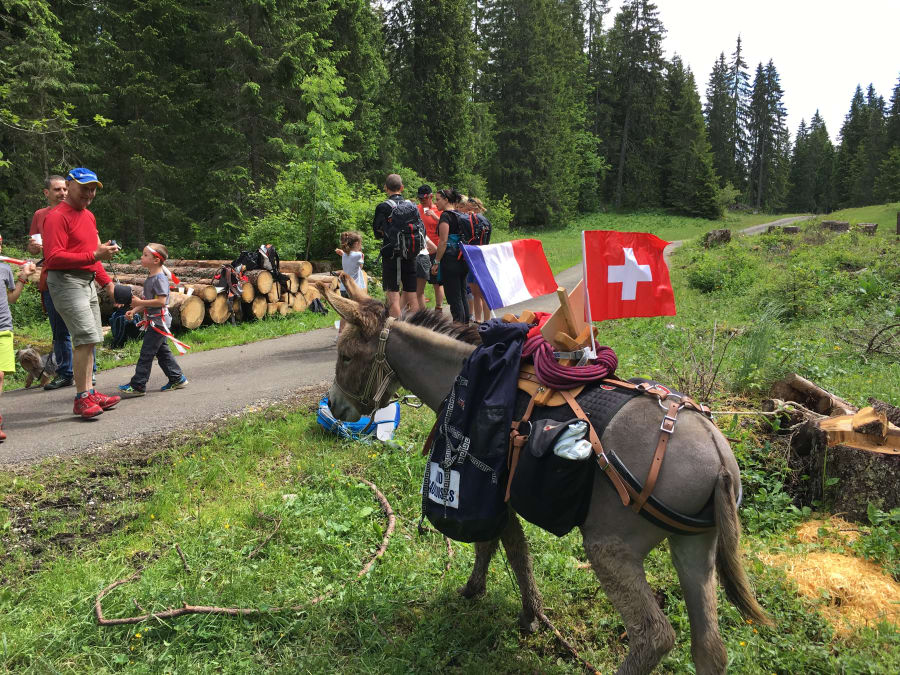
339,271,369,302
319,286,375,331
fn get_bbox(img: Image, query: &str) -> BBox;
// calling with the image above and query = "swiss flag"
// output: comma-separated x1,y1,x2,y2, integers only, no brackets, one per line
582,230,676,321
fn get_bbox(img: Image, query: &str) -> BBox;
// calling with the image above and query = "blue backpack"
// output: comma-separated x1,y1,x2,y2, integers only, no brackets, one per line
421,320,530,542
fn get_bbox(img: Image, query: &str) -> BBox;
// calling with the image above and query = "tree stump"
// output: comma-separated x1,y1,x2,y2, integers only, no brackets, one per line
857,222,878,236
821,220,850,232
783,226,800,234
702,229,731,247
789,418,900,521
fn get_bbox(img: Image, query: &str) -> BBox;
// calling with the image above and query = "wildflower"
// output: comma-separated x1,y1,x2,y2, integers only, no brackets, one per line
740,641,746,646
834,345,841,351
224,523,230,529
134,633,142,639
150,514,155,520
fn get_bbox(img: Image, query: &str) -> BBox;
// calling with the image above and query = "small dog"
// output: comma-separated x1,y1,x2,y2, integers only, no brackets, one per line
15,347,57,388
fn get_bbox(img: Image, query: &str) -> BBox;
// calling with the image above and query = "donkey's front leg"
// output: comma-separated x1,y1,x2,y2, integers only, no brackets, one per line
459,537,500,599
500,513,544,633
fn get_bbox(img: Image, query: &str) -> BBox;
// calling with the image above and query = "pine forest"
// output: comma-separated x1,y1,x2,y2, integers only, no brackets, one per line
2,0,899,259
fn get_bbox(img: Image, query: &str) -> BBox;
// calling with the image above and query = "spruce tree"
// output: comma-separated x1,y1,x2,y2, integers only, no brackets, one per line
849,84,886,205
885,75,900,150
0,0,85,225
388,0,475,186
747,60,788,210
835,85,867,206
663,57,721,218
482,0,589,226
602,0,666,208
326,0,389,181
704,52,735,187
727,35,751,191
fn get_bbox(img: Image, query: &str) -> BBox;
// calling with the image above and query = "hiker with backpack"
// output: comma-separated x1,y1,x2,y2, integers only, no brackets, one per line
466,197,493,323
430,188,470,324
372,174,425,318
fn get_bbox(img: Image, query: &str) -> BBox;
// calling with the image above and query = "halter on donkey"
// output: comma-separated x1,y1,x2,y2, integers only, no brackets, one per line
319,272,771,675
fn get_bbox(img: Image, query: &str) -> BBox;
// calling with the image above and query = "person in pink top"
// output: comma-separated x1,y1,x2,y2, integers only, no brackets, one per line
42,168,121,419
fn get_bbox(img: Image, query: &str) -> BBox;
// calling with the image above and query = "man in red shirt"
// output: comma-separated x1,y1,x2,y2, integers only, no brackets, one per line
416,185,444,312
43,168,121,418
28,175,78,390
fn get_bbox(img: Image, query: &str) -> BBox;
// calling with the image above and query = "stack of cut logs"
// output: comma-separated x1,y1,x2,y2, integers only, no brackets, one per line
91,259,337,329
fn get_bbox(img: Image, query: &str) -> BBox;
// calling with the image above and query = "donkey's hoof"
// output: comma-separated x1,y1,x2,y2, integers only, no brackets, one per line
457,583,485,599
518,612,540,634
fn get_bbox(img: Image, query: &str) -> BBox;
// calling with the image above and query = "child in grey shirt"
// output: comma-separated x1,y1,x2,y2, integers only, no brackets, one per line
117,243,187,396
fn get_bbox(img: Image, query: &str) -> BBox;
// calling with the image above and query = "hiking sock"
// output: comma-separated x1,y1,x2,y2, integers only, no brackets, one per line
76,390,91,399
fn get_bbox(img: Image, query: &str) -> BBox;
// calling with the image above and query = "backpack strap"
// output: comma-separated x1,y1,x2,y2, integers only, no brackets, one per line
505,391,539,501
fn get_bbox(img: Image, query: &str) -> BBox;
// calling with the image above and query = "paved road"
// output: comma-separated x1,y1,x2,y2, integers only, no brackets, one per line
0,330,337,465
4,216,810,465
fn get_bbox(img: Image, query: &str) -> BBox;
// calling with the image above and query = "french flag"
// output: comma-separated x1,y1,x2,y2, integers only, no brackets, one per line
461,239,557,310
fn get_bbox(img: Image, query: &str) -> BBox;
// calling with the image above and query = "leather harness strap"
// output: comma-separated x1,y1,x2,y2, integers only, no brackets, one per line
632,398,680,513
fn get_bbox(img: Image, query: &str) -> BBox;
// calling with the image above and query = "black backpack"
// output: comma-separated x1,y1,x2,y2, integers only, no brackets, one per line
453,209,478,245
383,199,426,260
473,213,492,245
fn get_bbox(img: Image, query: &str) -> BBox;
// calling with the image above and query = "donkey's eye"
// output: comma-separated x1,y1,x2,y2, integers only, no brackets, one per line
341,355,352,363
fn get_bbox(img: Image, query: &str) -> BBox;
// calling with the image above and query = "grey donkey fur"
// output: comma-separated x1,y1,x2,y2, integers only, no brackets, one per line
320,276,771,675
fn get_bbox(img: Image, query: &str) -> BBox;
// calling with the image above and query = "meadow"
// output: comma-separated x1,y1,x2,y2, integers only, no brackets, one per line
1,204,899,672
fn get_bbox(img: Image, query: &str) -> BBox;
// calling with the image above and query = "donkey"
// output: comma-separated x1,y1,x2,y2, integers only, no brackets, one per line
319,277,771,675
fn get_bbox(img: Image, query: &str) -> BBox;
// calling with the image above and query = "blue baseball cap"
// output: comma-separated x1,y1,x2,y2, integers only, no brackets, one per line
66,167,103,188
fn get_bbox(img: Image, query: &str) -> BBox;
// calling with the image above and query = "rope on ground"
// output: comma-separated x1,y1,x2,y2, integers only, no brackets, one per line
95,473,395,626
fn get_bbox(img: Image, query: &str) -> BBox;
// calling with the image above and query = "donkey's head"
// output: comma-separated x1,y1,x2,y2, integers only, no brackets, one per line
318,278,391,421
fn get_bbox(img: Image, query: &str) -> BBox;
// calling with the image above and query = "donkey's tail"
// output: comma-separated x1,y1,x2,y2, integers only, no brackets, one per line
715,468,773,626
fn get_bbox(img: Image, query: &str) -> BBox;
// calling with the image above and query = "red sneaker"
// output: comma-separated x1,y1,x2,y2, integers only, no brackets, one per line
90,391,121,410
74,396,103,418
0,414,5,441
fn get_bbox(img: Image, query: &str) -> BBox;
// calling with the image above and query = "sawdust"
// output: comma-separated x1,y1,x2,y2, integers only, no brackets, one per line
794,517,862,544
760,550,900,635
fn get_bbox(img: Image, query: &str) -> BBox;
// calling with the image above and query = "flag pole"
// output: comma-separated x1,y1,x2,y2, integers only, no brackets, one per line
582,231,598,358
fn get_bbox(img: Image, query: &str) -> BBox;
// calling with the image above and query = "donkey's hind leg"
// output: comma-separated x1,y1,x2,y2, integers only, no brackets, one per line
669,532,727,675
584,535,675,675
458,537,500,599
500,514,543,633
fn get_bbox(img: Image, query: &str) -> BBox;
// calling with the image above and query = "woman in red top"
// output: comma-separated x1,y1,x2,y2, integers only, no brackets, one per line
416,185,444,312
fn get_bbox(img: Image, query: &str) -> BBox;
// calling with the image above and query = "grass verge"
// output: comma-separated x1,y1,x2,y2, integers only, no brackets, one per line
1,392,898,673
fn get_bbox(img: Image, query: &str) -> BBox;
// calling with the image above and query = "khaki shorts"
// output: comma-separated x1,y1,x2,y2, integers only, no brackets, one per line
47,270,103,346
0,331,14,373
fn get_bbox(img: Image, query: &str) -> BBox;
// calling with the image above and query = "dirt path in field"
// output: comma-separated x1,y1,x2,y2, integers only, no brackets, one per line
2,216,810,466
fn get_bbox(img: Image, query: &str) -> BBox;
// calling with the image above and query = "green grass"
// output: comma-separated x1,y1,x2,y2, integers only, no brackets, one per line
827,201,900,233
495,209,805,273
1,397,897,673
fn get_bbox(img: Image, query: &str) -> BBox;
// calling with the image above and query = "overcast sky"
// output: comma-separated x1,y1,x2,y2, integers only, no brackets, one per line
606,0,900,142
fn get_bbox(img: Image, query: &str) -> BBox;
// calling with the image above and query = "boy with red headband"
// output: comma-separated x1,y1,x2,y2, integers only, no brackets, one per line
117,243,188,396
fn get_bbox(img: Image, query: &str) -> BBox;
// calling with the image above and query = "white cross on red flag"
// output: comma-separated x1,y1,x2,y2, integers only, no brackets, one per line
582,230,676,321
